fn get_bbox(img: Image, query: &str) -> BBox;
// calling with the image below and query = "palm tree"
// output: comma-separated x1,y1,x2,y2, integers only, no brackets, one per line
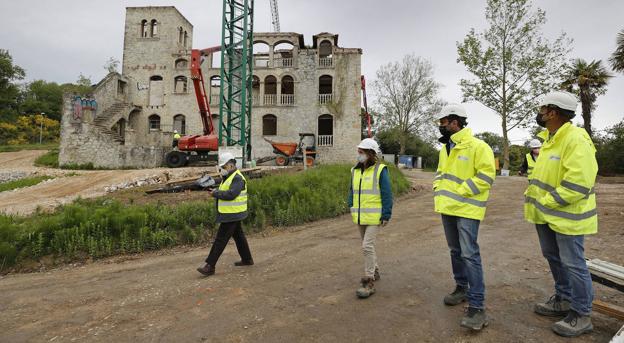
610,29,624,73
561,59,613,137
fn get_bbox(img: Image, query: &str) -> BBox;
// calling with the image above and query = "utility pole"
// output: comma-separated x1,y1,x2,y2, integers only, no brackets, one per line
39,112,45,144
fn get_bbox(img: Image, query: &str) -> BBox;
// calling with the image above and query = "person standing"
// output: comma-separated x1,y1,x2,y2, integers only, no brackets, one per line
519,139,542,178
525,91,597,337
348,138,393,299
433,103,496,331
172,130,181,148
197,152,253,276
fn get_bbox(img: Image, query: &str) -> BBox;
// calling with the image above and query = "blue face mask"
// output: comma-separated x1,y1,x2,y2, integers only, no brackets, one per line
357,153,368,163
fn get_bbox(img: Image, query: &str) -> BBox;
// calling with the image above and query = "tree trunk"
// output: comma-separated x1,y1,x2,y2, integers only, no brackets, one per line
501,120,510,171
399,132,406,155
580,85,593,137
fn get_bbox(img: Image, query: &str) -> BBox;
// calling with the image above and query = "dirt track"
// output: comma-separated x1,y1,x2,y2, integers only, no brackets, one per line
0,170,622,342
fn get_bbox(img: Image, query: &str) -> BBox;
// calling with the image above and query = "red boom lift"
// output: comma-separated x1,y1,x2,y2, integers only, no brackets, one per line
165,47,221,167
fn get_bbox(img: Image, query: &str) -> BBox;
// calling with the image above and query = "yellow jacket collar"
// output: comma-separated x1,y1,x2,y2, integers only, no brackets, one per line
451,127,473,145
537,122,572,143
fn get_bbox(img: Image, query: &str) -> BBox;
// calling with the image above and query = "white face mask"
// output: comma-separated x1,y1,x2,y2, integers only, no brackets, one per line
357,153,368,163
219,167,229,176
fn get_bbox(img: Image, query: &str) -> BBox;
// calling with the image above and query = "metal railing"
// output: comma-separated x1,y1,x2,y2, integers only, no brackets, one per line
264,94,277,105
319,93,333,104
319,57,333,68
275,58,293,68
280,94,295,105
317,135,333,146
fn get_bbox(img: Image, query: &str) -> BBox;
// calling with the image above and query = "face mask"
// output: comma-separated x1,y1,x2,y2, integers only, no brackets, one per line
536,112,547,127
357,153,368,163
439,125,452,138
219,167,229,176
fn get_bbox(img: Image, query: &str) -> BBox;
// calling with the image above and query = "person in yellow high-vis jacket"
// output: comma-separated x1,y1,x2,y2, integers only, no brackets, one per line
197,152,253,276
434,103,496,331
347,138,393,299
526,91,597,338
519,139,542,179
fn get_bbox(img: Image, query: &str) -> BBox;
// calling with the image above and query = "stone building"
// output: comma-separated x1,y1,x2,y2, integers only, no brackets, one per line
59,6,362,168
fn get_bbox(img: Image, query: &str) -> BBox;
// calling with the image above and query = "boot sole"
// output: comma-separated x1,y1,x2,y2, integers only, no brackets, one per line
356,291,376,299
460,319,489,331
444,297,467,306
552,324,593,337
196,268,215,276
533,307,568,317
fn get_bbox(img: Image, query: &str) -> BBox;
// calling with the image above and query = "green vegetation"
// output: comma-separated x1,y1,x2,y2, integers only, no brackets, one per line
0,142,58,153
0,176,54,193
0,164,411,271
34,149,59,167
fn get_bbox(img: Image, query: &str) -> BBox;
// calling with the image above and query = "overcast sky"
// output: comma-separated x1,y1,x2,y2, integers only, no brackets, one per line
1,0,622,143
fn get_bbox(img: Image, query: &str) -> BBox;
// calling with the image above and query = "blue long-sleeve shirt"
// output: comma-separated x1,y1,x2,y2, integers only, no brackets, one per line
347,166,393,221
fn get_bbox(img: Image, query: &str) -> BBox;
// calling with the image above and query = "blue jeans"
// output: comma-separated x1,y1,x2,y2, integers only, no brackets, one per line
441,214,485,309
535,224,594,315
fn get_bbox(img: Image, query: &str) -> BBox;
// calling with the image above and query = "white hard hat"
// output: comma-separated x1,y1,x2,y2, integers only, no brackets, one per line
357,138,381,154
174,130,178,133
538,91,578,112
218,152,235,167
528,139,542,148
438,103,467,120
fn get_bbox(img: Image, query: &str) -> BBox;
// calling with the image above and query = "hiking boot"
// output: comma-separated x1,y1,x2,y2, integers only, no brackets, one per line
196,264,215,276
552,310,593,337
234,259,254,266
444,285,467,306
534,294,570,317
356,277,376,299
460,307,489,331
374,267,381,281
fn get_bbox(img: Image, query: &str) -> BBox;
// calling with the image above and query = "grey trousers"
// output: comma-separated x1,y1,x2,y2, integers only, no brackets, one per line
359,225,379,278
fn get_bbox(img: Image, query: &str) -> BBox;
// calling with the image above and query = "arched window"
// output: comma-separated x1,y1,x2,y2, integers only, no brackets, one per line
150,19,158,37
175,58,188,69
319,40,332,58
281,75,294,94
178,27,184,43
317,114,333,146
253,41,270,67
149,75,164,106
174,76,188,93
148,114,161,131
209,76,221,104
319,75,332,94
141,20,149,38
262,114,277,136
264,75,277,105
173,114,186,134
274,41,295,67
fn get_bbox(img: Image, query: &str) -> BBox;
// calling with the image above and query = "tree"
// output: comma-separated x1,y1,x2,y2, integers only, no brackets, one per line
103,57,120,74
457,0,571,170
377,128,439,169
372,54,444,154
610,29,624,73
475,132,504,154
561,59,613,137
594,119,624,175
20,80,64,121
76,74,92,88
0,49,26,121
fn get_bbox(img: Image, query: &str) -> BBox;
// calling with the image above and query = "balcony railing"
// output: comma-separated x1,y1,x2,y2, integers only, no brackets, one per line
319,57,333,68
275,58,293,68
252,93,260,105
318,135,333,147
264,94,277,106
280,94,295,105
254,56,270,68
319,93,333,104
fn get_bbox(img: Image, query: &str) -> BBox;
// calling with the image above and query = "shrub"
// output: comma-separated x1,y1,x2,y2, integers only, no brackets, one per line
0,176,54,192
34,149,59,167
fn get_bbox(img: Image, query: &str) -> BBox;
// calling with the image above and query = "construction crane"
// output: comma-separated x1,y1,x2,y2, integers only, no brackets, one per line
270,0,280,32
361,75,373,138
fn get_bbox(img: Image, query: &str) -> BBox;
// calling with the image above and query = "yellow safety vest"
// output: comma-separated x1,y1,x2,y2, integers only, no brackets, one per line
217,170,248,214
433,128,496,221
351,163,386,225
173,133,181,140
524,123,597,235
526,153,536,179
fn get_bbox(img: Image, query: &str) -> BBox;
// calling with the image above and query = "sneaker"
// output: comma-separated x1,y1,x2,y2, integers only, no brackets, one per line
196,264,215,276
234,259,254,266
356,277,376,299
460,307,489,331
374,267,381,281
552,310,593,337
444,285,467,306
534,294,570,317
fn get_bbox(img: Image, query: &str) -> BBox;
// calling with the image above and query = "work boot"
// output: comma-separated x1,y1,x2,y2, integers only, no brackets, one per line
460,307,489,331
552,310,593,337
234,259,254,266
534,294,570,317
374,267,381,281
444,285,467,306
196,264,215,276
356,277,376,299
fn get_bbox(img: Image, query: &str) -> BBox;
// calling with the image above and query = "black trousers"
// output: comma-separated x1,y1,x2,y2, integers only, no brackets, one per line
205,221,252,266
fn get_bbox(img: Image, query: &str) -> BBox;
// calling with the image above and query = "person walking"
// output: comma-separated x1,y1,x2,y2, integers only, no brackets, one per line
197,152,253,276
172,130,181,148
525,91,598,337
434,103,496,331
348,138,393,299
519,139,542,178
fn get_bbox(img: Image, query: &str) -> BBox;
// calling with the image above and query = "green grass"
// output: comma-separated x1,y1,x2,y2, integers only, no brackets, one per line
0,164,410,271
0,176,54,193
34,149,59,168
0,143,58,153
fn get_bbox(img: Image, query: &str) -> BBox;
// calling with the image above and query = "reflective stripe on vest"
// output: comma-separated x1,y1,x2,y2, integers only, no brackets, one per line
351,163,386,225
217,170,248,214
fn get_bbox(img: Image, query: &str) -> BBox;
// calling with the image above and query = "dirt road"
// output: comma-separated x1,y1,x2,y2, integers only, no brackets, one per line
0,171,622,342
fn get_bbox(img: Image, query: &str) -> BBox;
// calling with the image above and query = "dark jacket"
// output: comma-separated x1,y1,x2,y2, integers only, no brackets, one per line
347,163,393,222
520,153,536,174
212,169,248,223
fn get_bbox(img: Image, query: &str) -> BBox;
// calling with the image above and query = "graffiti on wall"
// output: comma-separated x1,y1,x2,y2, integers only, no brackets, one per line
72,96,98,120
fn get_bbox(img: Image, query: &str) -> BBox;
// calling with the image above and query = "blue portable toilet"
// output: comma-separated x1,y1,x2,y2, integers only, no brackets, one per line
398,155,413,169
